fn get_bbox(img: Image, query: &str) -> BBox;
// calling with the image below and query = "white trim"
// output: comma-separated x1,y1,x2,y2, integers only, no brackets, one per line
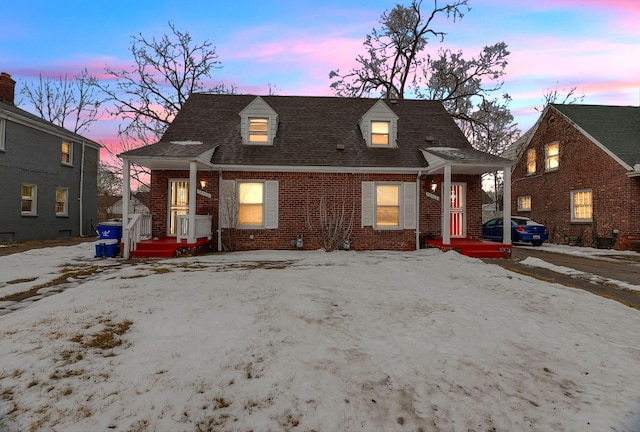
0,118,5,151
55,187,69,216
517,195,532,211
570,188,593,222
210,164,425,174
21,183,38,216
0,110,100,149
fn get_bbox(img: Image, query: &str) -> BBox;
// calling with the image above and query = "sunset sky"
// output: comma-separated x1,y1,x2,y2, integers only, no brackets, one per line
2,0,639,154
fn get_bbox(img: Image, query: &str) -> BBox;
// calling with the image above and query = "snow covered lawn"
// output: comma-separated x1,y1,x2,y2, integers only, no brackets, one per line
1,243,639,431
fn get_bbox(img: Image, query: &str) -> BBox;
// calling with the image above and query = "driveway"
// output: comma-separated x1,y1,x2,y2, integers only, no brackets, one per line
485,246,640,309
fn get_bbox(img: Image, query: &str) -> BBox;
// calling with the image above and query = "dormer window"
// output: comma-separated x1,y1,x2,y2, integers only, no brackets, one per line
359,100,398,148
249,118,269,143
240,96,279,145
371,121,390,146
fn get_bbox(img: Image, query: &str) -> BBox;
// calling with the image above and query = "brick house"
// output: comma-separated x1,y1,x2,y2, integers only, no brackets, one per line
119,94,512,258
0,72,100,243
508,104,640,250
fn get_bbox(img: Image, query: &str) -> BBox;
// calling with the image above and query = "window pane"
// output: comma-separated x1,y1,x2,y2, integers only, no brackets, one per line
518,196,531,210
376,207,399,226
239,204,263,225
371,121,389,145
249,118,269,142
56,189,67,215
239,183,263,204
376,185,399,227
22,185,33,198
545,143,559,170
572,190,593,220
239,183,263,225
376,185,398,205
527,149,536,174
61,142,71,163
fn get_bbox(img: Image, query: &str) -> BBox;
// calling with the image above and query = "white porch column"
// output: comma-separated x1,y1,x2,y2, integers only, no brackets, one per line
442,164,452,245
502,167,512,245
188,161,197,243
122,158,131,259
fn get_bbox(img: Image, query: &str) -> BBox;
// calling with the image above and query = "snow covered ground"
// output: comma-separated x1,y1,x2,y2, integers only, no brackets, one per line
1,243,639,431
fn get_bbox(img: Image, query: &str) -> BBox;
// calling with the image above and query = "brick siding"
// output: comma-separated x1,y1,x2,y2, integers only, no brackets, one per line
511,109,640,250
150,170,483,252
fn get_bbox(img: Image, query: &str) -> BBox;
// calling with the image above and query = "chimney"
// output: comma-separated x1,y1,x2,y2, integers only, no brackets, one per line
0,72,16,105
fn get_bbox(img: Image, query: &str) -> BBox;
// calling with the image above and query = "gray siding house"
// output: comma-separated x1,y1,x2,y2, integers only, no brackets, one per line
0,72,100,243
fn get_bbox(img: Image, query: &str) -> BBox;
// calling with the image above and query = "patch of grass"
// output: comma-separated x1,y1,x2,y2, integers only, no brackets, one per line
6,277,38,285
0,266,105,302
213,396,231,409
77,319,134,351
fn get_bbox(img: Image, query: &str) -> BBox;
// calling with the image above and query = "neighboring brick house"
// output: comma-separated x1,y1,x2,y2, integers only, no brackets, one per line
0,72,100,243
508,104,640,250
119,94,511,257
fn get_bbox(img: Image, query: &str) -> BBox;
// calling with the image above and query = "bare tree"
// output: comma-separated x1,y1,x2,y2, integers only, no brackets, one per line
97,22,234,186
20,69,102,134
97,162,123,196
536,83,585,111
330,0,470,99
305,180,356,251
330,1,517,156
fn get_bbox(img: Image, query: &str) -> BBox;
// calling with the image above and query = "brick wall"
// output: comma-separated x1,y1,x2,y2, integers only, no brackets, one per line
150,170,484,251
511,108,640,250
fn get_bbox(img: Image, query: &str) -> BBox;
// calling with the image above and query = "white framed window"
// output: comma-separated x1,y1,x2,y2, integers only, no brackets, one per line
219,179,279,229
61,141,73,165
248,118,269,144
375,184,400,227
571,189,593,222
21,184,37,215
361,181,416,230
518,195,532,211
526,148,536,175
0,118,6,151
238,182,264,227
545,142,559,171
358,100,398,148
371,121,390,146
56,188,69,216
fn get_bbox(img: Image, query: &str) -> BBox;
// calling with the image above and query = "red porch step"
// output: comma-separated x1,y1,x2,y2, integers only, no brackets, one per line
424,238,512,259
126,237,213,258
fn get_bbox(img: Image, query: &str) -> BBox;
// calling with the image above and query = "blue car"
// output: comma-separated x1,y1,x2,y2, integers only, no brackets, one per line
482,216,549,246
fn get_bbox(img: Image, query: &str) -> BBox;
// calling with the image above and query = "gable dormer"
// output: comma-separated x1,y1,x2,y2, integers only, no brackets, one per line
358,99,399,148
240,96,279,145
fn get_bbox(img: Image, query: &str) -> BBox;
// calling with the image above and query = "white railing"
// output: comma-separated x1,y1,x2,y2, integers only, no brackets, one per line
176,215,213,243
122,213,152,259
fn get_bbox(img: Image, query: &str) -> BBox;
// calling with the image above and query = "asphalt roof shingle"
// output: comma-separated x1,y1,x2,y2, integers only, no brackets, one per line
552,104,640,168
122,94,496,169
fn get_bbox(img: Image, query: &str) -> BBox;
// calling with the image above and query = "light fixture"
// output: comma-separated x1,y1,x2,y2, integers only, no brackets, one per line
200,180,206,189
430,181,438,193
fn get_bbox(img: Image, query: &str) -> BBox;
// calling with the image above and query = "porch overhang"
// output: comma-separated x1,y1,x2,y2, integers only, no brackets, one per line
121,153,216,171
420,147,512,175
420,147,513,246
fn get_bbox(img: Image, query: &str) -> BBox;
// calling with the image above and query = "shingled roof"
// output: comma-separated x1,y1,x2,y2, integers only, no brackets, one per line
552,104,640,168
121,94,506,171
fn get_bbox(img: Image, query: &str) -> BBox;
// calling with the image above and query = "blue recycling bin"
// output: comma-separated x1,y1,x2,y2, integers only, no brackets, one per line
95,239,120,258
97,221,122,240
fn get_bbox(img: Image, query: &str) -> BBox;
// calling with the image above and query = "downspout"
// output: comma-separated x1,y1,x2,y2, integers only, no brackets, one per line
416,170,421,250
217,170,223,252
79,141,85,236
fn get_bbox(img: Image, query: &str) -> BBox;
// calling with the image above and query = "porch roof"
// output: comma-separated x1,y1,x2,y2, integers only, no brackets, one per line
420,147,512,175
